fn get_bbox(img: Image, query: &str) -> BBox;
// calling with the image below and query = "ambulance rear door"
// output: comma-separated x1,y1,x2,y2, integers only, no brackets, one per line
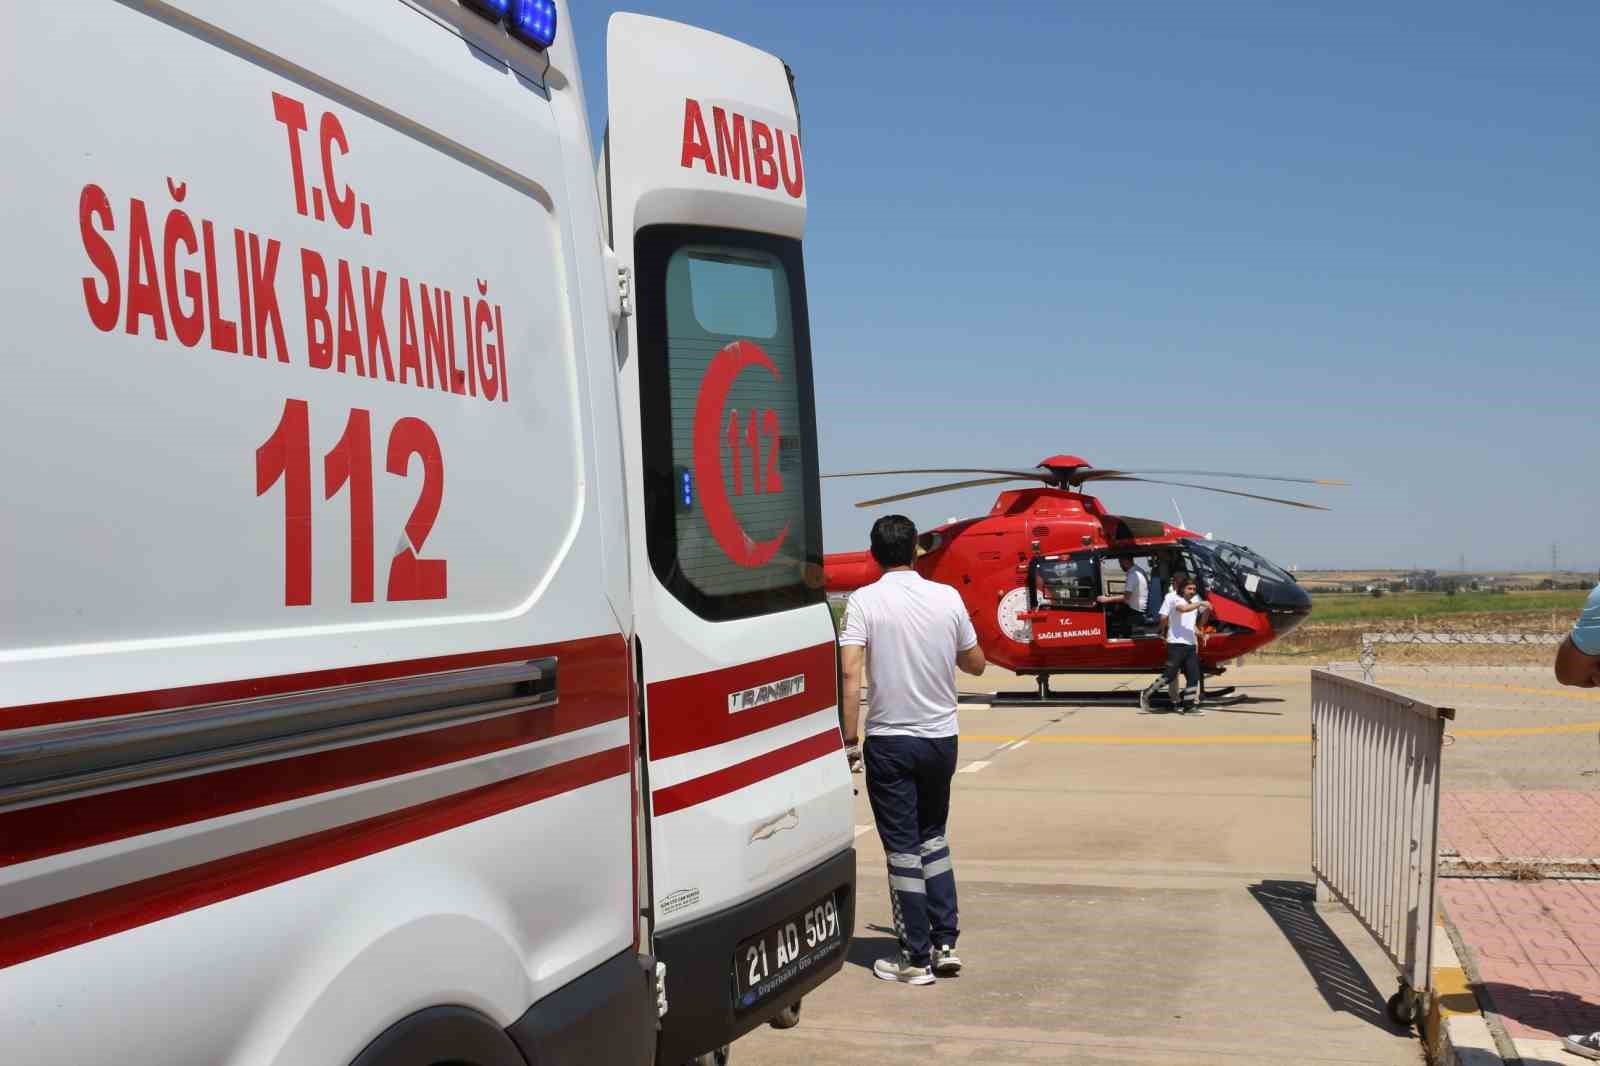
605,14,854,1059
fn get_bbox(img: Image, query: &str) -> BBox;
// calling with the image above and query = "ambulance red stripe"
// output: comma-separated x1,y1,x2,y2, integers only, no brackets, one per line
1,634,626,730
645,642,835,760
651,728,841,816
0,745,629,971
0,698,626,869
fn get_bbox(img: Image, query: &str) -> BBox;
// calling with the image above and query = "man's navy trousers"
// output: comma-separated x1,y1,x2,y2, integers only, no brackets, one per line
862,734,960,966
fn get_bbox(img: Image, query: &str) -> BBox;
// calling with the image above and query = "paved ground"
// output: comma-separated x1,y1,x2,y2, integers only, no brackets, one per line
737,665,1423,1066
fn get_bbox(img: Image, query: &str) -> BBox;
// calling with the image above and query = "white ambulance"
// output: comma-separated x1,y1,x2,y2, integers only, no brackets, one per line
0,4,854,1064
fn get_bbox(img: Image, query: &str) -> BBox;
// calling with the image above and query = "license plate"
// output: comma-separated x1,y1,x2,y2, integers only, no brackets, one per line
733,892,844,1011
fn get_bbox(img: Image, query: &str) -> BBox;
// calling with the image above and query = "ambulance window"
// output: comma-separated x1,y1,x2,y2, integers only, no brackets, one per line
687,255,779,338
635,226,824,621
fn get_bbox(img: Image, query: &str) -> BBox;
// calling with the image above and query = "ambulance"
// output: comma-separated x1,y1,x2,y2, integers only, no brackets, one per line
0,3,854,1064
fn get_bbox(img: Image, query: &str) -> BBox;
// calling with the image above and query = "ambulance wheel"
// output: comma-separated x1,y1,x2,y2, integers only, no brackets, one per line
769,999,802,1029
687,1046,730,1066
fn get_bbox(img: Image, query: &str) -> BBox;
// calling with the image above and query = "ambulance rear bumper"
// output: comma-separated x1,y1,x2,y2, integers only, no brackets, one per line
653,847,856,1064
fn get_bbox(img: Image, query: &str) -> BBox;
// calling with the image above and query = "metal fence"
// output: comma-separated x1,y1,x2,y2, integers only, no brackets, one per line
1310,669,1455,1026
1357,631,1562,682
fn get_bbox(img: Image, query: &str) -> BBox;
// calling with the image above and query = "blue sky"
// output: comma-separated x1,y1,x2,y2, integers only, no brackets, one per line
576,2,1599,572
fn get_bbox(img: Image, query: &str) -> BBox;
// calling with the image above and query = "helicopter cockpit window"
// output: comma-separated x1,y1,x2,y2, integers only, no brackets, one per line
1213,542,1295,585
1034,555,1098,610
1181,540,1244,604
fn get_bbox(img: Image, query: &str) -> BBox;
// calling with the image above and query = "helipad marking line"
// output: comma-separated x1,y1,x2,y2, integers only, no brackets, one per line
961,733,1310,747
957,760,992,774
957,712,1600,747
1455,721,1600,738
854,824,874,839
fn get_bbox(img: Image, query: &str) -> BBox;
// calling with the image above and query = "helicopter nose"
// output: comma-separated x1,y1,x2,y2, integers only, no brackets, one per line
1259,579,1313,636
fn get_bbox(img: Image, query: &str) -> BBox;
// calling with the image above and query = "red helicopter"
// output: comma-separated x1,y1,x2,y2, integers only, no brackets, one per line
822,455,1342,704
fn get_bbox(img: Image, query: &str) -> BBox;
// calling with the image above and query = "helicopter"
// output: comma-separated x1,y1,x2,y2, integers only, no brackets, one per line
821,455,1341,704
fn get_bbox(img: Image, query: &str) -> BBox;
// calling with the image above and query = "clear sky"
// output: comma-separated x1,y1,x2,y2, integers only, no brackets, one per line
576,2,1599,573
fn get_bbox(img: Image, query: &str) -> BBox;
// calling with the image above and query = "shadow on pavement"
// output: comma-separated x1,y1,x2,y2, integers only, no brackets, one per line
846,932,900,972
1474,981,1600,1044
1213,703,1286,715
1248,880,1409,1034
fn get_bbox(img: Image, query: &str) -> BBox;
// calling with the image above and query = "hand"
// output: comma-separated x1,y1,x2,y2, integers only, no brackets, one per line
846,745,864,773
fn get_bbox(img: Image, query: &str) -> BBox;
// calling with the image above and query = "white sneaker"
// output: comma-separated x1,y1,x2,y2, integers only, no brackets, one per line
932,945,963,976
1564,1032,1600,1060
873,954,934,985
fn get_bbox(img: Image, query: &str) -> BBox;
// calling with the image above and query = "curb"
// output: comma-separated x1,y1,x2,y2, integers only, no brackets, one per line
1430,917,1507,1066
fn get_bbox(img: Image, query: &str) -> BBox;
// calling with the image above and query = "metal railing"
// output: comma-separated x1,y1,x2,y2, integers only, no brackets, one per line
1310,669,1455,1026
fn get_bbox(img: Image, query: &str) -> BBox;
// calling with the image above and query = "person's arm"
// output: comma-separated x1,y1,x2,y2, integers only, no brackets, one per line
1158,596,1171,638
1556,586,1600,688
1555,637,1598,688
840,644,867,743
955,608,985,676
838,599,868,750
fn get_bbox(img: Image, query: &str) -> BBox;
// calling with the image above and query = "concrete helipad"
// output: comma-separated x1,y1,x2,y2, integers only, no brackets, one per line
736,665,1424,1065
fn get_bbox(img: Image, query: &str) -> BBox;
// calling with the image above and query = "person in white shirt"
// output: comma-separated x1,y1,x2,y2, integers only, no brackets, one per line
839,514,986,985
1097,555,1151,637
1142,573,1213,714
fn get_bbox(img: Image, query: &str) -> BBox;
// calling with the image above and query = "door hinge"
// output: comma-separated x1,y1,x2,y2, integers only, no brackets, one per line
617,266,633,318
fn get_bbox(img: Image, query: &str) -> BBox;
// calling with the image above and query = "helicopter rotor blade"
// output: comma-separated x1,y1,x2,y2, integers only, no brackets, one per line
826,467,1051,482
853,476,1032,508
1075,468,1348,487
1095,476,1331,511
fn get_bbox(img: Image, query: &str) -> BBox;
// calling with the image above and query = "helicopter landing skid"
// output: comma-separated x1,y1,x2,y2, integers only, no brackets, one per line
989,681,1243,707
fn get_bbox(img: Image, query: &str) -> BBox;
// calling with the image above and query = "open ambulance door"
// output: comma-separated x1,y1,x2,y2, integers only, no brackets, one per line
604,14,855,1064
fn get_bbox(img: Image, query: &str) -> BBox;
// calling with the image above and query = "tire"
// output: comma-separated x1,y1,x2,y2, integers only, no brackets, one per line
769,999,802,1029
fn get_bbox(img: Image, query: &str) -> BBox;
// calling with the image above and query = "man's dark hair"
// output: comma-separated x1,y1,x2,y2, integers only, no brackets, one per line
869,514,918,568
1172,571,1193,588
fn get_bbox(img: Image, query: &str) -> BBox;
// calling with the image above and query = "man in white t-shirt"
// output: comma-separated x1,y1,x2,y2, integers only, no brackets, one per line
1098,555,1151,637
840,514,986,985
1141,573,1213,714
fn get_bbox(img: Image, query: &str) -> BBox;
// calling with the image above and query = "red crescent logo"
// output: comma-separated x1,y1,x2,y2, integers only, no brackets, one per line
692,340,790,568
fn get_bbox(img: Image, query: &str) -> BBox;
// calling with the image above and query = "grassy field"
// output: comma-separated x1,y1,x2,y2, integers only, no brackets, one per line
1305,589,1589,624
1261,588,1589,661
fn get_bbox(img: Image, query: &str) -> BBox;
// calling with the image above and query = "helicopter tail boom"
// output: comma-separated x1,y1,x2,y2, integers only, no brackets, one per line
822,550,883,593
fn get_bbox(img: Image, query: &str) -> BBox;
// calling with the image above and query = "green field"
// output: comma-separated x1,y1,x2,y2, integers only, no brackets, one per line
1304,589,1588,624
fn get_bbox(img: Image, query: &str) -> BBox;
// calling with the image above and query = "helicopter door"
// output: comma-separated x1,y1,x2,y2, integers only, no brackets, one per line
1027,552,1107,649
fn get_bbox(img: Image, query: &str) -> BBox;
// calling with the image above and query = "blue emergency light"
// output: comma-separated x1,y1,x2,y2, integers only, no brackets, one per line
508,0,558,50
680,468,694,509
460,0,557,52
461,0,510,18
